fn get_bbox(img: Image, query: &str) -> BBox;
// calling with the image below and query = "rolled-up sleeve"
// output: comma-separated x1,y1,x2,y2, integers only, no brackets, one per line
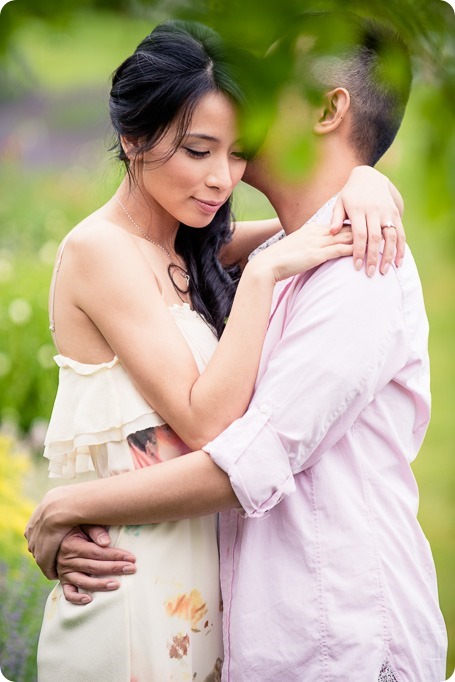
204,257,409,517
204,402,296,517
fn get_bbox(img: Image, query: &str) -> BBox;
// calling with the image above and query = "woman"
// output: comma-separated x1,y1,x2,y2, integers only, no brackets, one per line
28,19,403,682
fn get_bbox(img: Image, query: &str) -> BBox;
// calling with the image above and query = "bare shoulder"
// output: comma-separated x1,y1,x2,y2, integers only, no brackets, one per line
60,215,140,273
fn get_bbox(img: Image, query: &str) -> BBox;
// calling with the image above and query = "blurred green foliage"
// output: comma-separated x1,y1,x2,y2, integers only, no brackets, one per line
1,0,453,218
0,435,50,682
182,0,455,227
0,1,454,678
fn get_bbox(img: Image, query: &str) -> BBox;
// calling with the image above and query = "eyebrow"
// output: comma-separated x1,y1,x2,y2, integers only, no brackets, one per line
185,133,220,143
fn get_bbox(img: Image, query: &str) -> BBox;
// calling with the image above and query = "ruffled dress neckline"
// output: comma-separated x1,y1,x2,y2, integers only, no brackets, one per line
44,302,218,478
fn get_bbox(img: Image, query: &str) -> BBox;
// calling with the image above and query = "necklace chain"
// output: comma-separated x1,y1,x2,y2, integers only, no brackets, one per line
115,195,190,291
115,196,173,259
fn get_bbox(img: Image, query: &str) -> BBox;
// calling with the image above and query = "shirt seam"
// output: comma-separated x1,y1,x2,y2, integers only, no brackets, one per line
393,265,412,360
225,512,237,681
357,447,392,662
383,267,423,459
309,467,330,681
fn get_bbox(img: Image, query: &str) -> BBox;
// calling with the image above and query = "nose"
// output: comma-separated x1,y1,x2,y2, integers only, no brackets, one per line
205,157,234,192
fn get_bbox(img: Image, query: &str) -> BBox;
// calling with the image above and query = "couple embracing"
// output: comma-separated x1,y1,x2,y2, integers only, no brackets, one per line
25,11,447,682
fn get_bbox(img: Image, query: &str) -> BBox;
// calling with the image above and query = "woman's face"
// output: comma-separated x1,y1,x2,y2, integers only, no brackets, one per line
134,92,247,228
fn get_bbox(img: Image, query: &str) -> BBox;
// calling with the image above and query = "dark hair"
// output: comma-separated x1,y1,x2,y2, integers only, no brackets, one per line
109,20,245,337
278,12,413,166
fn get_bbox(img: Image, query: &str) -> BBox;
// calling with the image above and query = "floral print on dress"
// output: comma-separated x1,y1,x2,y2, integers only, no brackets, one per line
165,589,209,632
127,424,188,469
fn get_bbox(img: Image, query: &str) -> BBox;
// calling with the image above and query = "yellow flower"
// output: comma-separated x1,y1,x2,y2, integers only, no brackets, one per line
0,434,34,565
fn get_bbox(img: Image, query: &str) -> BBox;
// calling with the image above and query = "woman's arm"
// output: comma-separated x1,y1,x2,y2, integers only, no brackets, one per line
40,165,403,462
223,166,405,272
69,220,352,451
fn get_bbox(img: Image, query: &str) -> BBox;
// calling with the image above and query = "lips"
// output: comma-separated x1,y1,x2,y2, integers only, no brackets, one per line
193,198,225,214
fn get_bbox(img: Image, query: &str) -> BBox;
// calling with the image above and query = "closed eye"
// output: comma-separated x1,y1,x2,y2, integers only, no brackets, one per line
184,148,209,159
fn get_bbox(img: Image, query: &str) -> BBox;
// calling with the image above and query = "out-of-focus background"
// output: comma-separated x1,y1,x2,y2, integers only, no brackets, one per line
0,0,453,679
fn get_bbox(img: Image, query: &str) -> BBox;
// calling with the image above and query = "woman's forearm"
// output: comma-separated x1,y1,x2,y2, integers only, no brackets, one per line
184,257,275,446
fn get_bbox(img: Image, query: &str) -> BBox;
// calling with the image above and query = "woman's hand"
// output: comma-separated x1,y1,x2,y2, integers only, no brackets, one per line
330,165,406,276
253,221,353,283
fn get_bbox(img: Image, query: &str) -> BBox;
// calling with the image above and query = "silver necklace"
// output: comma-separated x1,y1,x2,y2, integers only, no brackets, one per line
115,196,190,290
115,196,172,258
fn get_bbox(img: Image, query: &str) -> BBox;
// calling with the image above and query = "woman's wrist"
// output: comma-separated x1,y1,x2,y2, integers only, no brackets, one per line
242,251,279,287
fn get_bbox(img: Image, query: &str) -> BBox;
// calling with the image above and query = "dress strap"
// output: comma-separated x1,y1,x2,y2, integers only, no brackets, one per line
48,225,167,353
48,235,71,351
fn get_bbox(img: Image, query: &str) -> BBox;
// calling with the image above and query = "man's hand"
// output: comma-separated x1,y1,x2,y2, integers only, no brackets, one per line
330,165,406,275
57,526,137,605
25,487,74,579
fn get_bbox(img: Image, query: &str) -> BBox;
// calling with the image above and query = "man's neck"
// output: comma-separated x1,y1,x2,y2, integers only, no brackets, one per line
258,153,360,234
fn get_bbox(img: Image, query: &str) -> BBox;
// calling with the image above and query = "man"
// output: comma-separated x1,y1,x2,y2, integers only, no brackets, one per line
27,13,447,680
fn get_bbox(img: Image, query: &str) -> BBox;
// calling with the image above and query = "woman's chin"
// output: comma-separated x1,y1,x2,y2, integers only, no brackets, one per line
180,215,218,229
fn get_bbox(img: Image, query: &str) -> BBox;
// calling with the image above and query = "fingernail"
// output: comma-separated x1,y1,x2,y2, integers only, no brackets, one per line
98,533,110,545
80,596,91,604
382,263,390,275
122,555,135,562
355,259,363,271
367,265,375,278
397,258,403,268
106,581,119,590
123,565,136,574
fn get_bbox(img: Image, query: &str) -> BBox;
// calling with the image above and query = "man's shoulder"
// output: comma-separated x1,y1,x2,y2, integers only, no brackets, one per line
284,245,426,333
299,243,420,293
287,254,402,314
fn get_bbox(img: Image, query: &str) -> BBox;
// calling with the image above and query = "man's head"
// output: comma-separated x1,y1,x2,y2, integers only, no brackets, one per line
299,12,412,165
245,12,412,184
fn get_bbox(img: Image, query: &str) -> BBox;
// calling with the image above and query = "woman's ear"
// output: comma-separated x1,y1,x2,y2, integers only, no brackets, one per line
120,135,139,160
314,87,350,135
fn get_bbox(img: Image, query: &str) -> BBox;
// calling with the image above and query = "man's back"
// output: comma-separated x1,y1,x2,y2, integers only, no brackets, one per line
206,203,447,681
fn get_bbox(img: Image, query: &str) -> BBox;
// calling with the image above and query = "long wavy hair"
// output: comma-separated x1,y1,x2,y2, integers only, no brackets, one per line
109,20,245,338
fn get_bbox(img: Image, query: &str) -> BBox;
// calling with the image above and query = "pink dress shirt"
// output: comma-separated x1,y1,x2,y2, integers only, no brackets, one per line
204,200,447,681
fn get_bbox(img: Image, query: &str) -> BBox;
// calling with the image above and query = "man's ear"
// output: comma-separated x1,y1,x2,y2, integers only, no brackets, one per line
314,87,350,135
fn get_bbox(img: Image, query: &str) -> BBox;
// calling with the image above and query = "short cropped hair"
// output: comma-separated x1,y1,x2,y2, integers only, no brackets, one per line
277,13,413,165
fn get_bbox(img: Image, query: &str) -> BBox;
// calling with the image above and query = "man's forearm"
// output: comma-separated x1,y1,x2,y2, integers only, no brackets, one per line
26,451,238,580
55,450,239,527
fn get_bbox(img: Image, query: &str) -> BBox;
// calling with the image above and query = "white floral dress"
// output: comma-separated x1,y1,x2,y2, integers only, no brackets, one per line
37,303,223,682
